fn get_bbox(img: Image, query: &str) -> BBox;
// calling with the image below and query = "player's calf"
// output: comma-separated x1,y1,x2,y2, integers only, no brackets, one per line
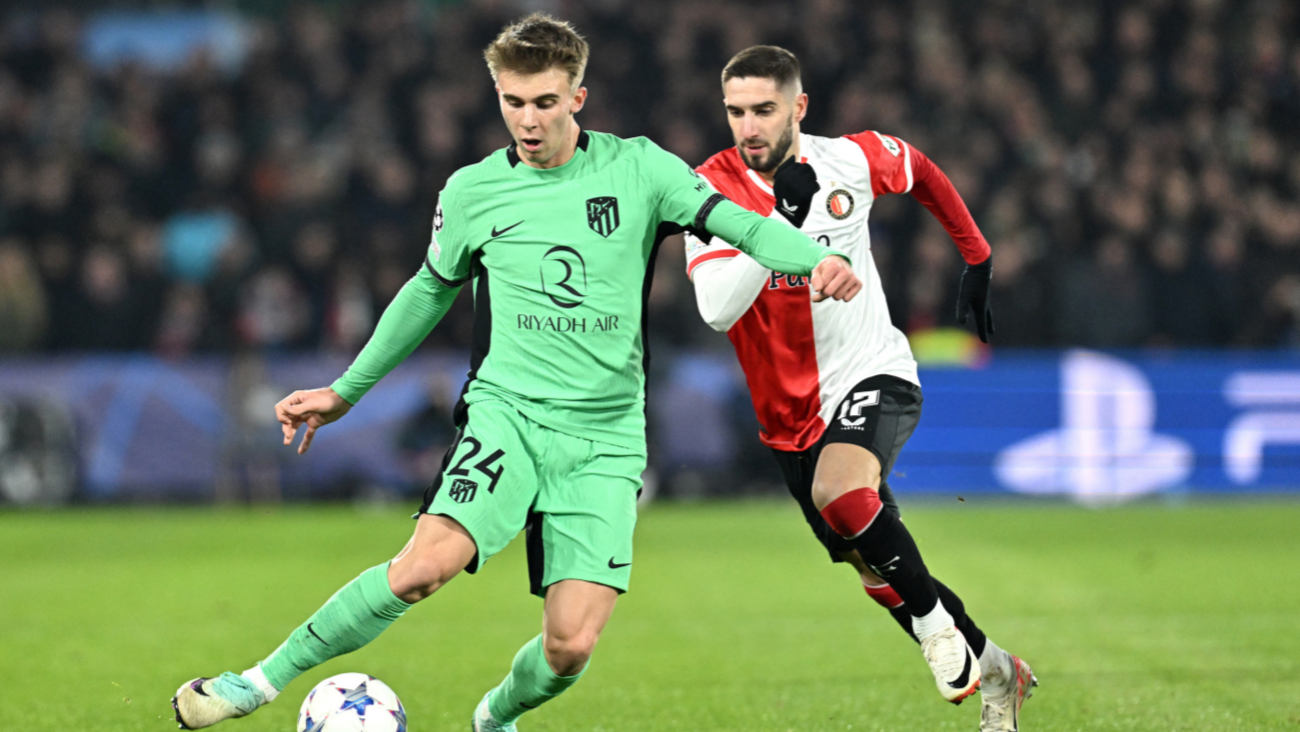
819,487,942,619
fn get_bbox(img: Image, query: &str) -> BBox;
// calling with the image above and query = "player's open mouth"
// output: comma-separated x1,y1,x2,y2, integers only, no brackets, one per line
521,138,543,153
744,144,766,156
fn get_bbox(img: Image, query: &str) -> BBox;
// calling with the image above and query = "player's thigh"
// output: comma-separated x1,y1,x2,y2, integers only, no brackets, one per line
814,374,922,507
770,445,857,563
528,437,643,598
419,400,539,573
388,513,478,601
812,443,883,507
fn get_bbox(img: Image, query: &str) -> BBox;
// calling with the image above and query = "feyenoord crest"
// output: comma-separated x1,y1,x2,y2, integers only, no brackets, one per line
586,196,620,237
826,189,854,220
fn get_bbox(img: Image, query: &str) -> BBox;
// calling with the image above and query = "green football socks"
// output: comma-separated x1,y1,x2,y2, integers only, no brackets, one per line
259,563,412,691
487,634,586,723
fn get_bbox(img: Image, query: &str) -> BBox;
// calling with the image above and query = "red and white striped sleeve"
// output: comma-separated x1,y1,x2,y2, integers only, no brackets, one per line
684,230,741,279
846,131,991,265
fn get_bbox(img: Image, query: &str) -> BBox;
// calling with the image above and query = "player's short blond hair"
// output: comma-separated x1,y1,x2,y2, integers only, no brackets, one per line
484,13,589,90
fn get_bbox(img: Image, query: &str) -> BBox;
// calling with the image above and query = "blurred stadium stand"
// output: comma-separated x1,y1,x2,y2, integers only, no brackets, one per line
0,0,1298,503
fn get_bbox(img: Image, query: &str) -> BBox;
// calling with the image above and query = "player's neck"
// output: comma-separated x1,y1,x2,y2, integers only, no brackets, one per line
520,124,583,170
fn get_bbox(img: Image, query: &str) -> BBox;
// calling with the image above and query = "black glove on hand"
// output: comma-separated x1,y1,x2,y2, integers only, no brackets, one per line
956,255,995,343
772,157,820,229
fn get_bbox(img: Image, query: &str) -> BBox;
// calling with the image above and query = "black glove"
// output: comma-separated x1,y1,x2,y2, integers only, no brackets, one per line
956,255,995,343
772,157,820,228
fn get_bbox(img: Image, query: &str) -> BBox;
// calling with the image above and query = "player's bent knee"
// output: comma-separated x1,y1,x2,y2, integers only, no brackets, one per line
810,474,882,512
542,630,597,676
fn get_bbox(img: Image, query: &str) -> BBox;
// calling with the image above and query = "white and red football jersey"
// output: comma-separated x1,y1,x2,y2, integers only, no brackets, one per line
686,130,989,452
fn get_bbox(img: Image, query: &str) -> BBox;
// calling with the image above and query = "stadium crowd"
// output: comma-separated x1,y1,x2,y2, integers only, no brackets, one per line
0,0,1298,355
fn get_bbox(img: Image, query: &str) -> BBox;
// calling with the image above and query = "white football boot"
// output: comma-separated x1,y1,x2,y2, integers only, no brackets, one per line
979,655,1038,731
472,691,518,732
172,673,267,729
920,626,982,704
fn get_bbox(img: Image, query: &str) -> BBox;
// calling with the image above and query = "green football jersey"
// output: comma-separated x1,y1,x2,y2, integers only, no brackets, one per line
332,130,841,451
428,131,727,449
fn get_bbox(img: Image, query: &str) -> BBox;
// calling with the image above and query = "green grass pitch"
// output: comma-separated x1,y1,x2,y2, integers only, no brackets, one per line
3,499,1299,731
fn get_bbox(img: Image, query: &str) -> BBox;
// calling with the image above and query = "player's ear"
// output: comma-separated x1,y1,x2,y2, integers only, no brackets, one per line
793,92,809,124
570,86,588,114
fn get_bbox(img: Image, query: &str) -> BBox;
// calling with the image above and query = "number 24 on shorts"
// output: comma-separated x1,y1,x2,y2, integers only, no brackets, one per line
448,437,506,493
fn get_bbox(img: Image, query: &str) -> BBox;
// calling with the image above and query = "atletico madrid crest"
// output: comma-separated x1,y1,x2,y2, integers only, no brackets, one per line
586,196,620,237
826,189,854,220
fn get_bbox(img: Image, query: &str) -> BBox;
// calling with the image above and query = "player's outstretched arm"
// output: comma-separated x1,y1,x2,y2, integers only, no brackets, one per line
702,197,861,301
278,265,460,454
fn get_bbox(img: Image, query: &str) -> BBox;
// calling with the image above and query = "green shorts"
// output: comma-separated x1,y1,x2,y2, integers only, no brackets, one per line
418,399,644,597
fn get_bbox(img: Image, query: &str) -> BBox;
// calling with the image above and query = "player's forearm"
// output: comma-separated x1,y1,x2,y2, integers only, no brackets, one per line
692,253,770,331
909,148,991,265
703,197,847,275
330,266,460,405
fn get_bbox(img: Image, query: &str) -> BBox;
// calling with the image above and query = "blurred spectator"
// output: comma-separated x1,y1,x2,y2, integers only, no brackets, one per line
0,237,47,350
0,0,1297,354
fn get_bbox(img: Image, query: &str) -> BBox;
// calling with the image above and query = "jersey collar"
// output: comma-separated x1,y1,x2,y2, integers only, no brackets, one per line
506,130,590,168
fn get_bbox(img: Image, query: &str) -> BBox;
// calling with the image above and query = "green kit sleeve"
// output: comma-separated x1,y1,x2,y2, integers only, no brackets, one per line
330,264,461,405
635,137,848,277
701,196,850,276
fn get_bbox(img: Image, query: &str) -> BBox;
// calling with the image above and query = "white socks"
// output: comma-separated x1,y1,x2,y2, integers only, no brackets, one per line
242,664,281,703
978,639,1014,687
911,598,956,640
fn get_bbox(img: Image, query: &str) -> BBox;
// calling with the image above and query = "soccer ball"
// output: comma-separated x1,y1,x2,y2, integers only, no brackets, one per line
297,673,407,732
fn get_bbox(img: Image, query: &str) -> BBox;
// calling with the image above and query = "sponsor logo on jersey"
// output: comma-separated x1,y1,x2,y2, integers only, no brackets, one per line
517,314,620,332
491,220,524,238
540,245,586,308
586,196,620,237
880,135,901,157
768,272,808,290
826,189,855,220
431,234,441,261
448,478,478,503
685,235,709,256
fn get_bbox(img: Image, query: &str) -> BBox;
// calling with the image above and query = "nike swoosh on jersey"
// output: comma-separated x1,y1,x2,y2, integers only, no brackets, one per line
491,221,524,237
947,648,974,689
607,558,631,569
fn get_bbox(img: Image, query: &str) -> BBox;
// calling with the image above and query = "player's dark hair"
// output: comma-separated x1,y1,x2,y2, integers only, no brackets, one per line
721,45,802,93
484,13,589,90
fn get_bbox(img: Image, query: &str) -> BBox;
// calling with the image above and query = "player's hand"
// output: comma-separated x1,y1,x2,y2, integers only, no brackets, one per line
956,255,995,343
772,157,820,229
275,387,352,455
810,256,862,302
